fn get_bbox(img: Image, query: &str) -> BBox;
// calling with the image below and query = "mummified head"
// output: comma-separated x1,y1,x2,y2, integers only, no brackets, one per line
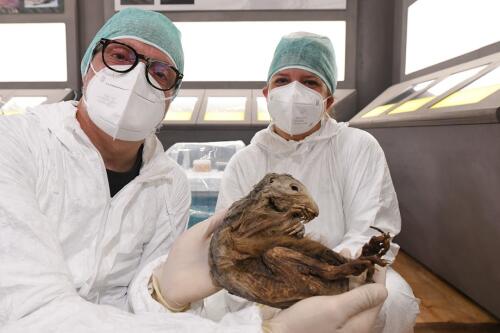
227,173,319,238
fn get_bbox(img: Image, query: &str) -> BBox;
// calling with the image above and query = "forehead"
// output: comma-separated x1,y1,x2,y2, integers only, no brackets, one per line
113,38,175,66
272,68,322,80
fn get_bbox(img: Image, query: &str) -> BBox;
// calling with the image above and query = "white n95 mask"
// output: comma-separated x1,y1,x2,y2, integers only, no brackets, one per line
267,81,326,136
84,62,168,141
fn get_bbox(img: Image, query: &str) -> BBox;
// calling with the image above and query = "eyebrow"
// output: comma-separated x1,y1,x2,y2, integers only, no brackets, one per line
116,40,174,65
302,76,321,80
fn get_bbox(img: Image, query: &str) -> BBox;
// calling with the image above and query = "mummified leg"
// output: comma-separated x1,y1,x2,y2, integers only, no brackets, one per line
274,237,349,266
264,246,376,282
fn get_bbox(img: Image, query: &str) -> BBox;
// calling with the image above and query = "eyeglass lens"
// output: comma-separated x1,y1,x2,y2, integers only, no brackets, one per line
102,41,180,91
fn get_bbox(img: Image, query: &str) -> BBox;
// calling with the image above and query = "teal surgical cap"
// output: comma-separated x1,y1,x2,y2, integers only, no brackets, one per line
80,8,183,76
267,32,337,93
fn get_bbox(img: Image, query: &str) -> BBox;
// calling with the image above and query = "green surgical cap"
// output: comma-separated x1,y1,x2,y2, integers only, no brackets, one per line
80,8,183,76
267,32,337,93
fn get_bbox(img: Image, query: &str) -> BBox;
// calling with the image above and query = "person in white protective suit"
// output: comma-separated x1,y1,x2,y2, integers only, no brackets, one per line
0,10,389,333
215,32,421,333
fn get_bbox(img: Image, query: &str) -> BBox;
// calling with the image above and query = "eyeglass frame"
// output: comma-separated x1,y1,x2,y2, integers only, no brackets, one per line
91,38,184,92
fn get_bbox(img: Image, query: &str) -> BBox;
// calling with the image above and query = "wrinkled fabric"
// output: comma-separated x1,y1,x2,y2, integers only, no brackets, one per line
374,269,420,333
267,32,337,93
215,117,419,332
0,101,262,332
80,8,184,76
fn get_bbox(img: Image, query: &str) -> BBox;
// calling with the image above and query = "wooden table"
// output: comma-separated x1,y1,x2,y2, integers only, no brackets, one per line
393,251,500,333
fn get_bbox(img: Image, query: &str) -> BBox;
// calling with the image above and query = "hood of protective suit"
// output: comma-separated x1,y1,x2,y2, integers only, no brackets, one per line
251,116,348,158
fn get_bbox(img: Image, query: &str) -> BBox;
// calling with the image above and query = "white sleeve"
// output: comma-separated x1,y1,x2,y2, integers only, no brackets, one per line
333,131,401,262
127,166,190,313
140,166,191,268
0,117,262,333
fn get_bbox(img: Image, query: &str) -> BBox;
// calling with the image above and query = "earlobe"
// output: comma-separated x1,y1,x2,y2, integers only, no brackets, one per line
262,86,269,98
326,96,335,110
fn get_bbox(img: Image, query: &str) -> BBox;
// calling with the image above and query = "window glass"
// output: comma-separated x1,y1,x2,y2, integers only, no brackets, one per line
406,0,500,74
0,23,67,82
362,104,395,118
362,79,433,118
204,97,246,121
432,66,500,108
164,97,198,121
176,21,346,82
425,66,485,96
256,97,270,121
390,66,485,114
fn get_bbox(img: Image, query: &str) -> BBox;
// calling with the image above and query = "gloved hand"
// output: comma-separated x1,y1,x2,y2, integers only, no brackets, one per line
264,267,387,333
154,209,227,310
155,210,387,333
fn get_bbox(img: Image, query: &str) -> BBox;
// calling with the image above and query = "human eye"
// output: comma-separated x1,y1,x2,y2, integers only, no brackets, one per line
149,66,165,80
303,79,320,88
112,49,130,61
273,77,289,86
150,62,170,79
148,62,176,89
105,45,134,64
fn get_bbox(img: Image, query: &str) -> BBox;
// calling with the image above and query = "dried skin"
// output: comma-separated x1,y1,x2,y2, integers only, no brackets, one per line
209,173,391,309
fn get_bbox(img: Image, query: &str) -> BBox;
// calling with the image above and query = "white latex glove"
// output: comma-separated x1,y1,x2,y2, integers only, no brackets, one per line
154,209,227,310
265,267,387,333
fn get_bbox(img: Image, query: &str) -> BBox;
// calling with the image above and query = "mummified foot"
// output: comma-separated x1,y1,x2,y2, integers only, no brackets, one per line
361,226,392,258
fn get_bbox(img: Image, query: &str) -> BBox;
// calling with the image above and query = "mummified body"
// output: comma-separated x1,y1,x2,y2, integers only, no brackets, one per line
209,173,391,309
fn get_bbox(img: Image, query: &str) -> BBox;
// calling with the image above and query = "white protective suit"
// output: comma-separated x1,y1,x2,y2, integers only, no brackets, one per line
215,117,420,333
0,101,263,332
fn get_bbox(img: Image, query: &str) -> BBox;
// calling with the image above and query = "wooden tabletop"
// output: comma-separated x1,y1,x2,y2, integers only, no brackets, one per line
393,250,499,333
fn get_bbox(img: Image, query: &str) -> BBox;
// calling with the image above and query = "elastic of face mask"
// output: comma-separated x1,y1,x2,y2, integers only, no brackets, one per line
88,62,175,103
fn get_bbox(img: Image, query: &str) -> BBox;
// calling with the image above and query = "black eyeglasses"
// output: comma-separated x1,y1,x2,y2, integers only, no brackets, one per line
93,38,183,92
